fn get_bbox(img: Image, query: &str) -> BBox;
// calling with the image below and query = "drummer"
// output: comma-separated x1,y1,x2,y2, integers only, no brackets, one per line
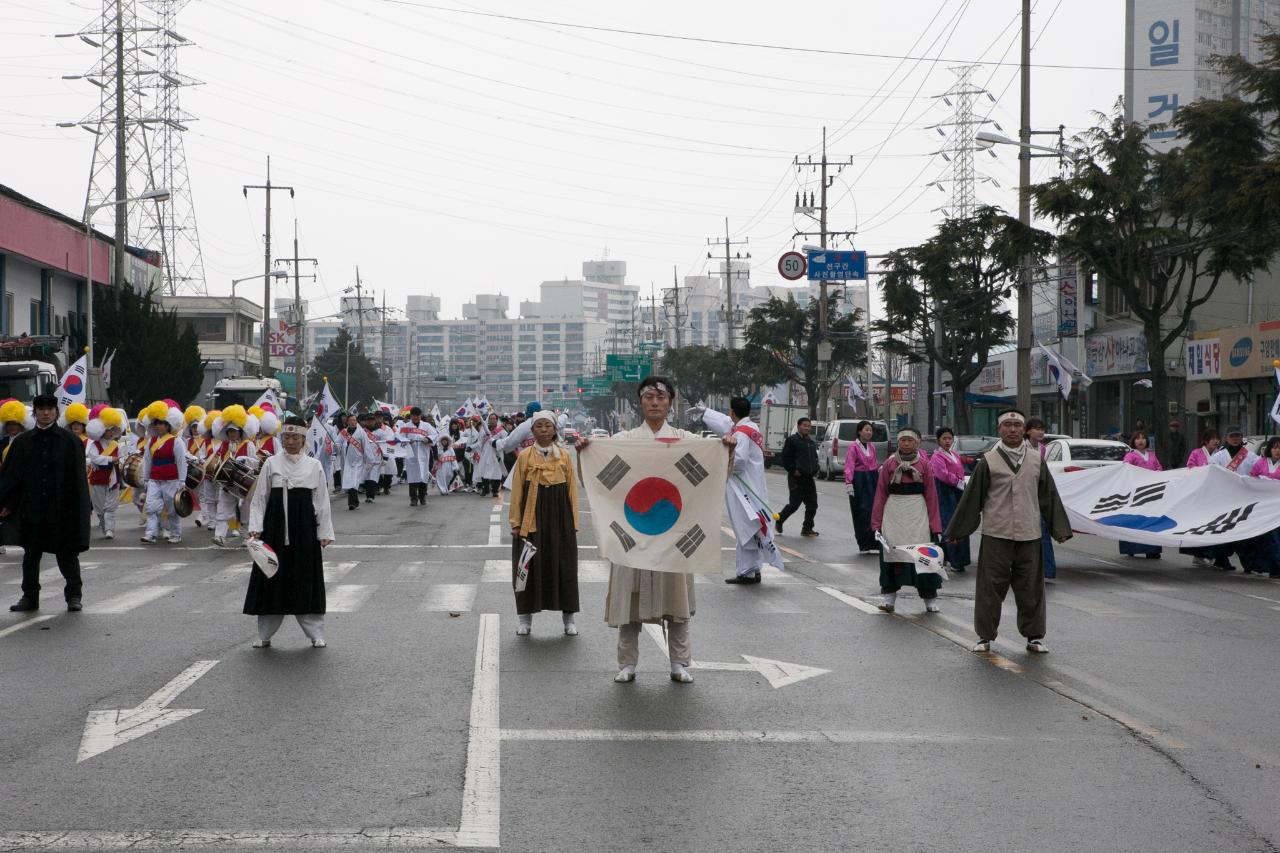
211,404,259,548
140,399,188,545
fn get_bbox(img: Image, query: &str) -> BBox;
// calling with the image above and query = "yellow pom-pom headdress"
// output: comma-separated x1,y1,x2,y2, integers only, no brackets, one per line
0,399,27,425
59,402,90,427
184,405,206,426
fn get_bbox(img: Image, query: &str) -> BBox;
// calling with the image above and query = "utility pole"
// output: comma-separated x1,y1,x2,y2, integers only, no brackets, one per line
1016,0,1033,413
243,156,293,376
794,126,856,417
380,290,388,398
353,267,365,348
705,219,749,350
274,219,316,398
671,266,682,349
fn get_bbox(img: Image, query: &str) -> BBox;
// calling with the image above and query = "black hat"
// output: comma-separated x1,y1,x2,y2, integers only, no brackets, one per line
1226,425,1244,436
32,393,58,409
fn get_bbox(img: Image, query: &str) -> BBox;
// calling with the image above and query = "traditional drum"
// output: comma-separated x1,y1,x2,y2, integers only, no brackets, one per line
184,454,204,491
213,456,258,499
173,486,194,518
204,455,223,481
122,453,145,488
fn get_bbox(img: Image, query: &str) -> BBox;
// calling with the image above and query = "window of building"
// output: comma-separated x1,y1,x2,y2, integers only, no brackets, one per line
30,299,40,335
3,293,11,335
183,315,228,342
1104,281,1128,317
566,323,583,332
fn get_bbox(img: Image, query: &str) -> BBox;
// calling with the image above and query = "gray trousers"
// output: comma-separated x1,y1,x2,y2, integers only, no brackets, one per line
617,619,691,668
973,535,1046,642
257,614,325,642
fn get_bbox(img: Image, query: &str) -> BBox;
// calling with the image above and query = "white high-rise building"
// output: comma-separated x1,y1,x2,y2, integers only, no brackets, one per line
1126,0,1280,150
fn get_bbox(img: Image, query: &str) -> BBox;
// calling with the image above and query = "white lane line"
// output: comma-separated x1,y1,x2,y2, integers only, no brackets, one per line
119,563,187,584
420,584,478,613
4,566,85,586
0,828,457,849
1046,590,1141,617
325,585,375,612
816,585,882,614
456,613,500,848
1113,590,1245,620
84,586,177,614
325,561,359,582
0,615,55,638
501,728,1026,744
486,524,501,547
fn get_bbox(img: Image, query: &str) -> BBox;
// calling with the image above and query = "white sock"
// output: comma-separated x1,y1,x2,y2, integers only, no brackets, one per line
671,663,689,675
562,612,575,626
518,614,532,629
882,593,897,606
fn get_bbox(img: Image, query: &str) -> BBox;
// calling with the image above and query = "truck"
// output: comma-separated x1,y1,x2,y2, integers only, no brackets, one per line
758,403,826,468
0,335,67,401
211,375,287,411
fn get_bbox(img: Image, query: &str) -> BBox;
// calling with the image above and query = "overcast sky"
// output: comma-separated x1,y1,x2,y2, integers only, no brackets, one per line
0,0,1124,325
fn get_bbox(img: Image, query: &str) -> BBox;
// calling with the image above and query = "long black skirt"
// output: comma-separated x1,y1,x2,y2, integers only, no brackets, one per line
512,481,579,614
243,487,327,615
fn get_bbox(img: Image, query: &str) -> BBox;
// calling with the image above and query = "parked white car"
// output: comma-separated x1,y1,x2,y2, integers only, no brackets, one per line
1043,438,1129,475
590,428,610,439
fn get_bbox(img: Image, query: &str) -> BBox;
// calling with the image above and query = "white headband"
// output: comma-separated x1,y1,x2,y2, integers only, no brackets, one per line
998,411,1026,425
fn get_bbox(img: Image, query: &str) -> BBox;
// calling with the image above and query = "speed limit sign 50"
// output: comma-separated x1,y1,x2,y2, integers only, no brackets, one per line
778,251,806,280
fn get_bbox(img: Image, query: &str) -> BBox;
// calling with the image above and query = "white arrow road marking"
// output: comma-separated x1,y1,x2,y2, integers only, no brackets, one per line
642,624,830,689
77,660,218,763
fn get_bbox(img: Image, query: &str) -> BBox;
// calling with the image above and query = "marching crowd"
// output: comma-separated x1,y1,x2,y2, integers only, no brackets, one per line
3,375,1275,675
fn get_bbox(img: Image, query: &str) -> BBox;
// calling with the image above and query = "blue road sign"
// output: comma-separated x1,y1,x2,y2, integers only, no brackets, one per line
806,249,867,281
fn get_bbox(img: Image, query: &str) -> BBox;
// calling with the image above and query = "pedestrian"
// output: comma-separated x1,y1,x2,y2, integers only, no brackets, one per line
944,409,1072,654
85,405,126,540
871,427,943,613
930,427,971,572
244,416,334,648
578,376,703,684
433,434,461,494
140,399,188,545
210,405,258,547
1207,427,1259,572
373,411,396,495
1180,428,1221,566
1118,431,1164,559
397,407,434,506
1163,418,1188,470
843,420,880,554
1245,437,1280,578
508,411,579,636
698,397,781,585
2,393,92,612
1022,416,1058,580
475,412,508,497
776,417,819,538
358,412,383,503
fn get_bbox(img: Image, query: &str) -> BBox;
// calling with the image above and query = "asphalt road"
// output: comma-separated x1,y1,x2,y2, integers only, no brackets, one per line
1,469,1277,852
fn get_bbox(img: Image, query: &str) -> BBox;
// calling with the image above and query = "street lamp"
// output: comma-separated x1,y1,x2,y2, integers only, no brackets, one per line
230,270,288,375
84,188,170,366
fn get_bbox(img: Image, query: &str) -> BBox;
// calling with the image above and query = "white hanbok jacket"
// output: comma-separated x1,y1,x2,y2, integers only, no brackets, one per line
397,420,436,484
475,424,507,480
339,426,380,490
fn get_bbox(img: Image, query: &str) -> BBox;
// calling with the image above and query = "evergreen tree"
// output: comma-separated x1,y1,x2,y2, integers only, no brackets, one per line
93,284,205,413
307,328,382,409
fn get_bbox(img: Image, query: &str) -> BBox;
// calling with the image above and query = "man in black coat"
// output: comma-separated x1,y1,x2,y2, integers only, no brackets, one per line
776,417,820,537
1,393,93,612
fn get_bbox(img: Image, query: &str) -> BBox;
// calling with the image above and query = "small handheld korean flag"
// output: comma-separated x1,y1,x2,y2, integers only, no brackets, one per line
579,437,728,574
514,539,538,592
247,538,280,579
876,532,946,579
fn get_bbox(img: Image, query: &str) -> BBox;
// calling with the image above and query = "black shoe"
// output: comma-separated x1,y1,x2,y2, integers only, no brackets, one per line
410,499,418,507
9,597,38,612
66,597,82,612
775,520,784,535
724,575,762,584
801,530,819,538
365,498,373,504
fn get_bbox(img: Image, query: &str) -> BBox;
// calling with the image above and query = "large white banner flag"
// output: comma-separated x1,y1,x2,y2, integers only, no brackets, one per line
252,387,282,412
1054,464,1280,547
55,353,89,409
313,381,342,422
579,438,728,574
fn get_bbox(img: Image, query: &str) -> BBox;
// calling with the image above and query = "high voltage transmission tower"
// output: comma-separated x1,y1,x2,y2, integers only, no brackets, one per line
138,0,207,295
926,65,999,220
58,0,206,296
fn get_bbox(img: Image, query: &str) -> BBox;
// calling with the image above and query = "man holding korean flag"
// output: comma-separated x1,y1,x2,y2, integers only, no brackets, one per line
577,376,730,685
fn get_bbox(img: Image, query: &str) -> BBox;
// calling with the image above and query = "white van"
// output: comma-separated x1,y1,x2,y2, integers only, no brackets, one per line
817,419,890,479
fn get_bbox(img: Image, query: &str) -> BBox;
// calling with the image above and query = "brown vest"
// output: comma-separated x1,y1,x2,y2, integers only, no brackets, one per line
978,443,1043,542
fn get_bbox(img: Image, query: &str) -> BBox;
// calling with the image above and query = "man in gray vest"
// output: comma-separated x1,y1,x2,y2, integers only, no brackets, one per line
944,408,1071,654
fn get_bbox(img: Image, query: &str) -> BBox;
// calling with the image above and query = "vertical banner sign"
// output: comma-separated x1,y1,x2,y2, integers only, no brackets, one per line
1128,0,1196,151
269,318,297,358
1058,264,1078,337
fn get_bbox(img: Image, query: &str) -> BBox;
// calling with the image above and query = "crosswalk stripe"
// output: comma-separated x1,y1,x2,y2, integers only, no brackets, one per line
326,584,374,612
4,564,98,586
119,563,188,584
201,565,246,583
85,586,178,614
420,583,478,612
816,585,881,614
390,561,429,580
326,561,359,581
481,559,611,583
760,565,804,585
